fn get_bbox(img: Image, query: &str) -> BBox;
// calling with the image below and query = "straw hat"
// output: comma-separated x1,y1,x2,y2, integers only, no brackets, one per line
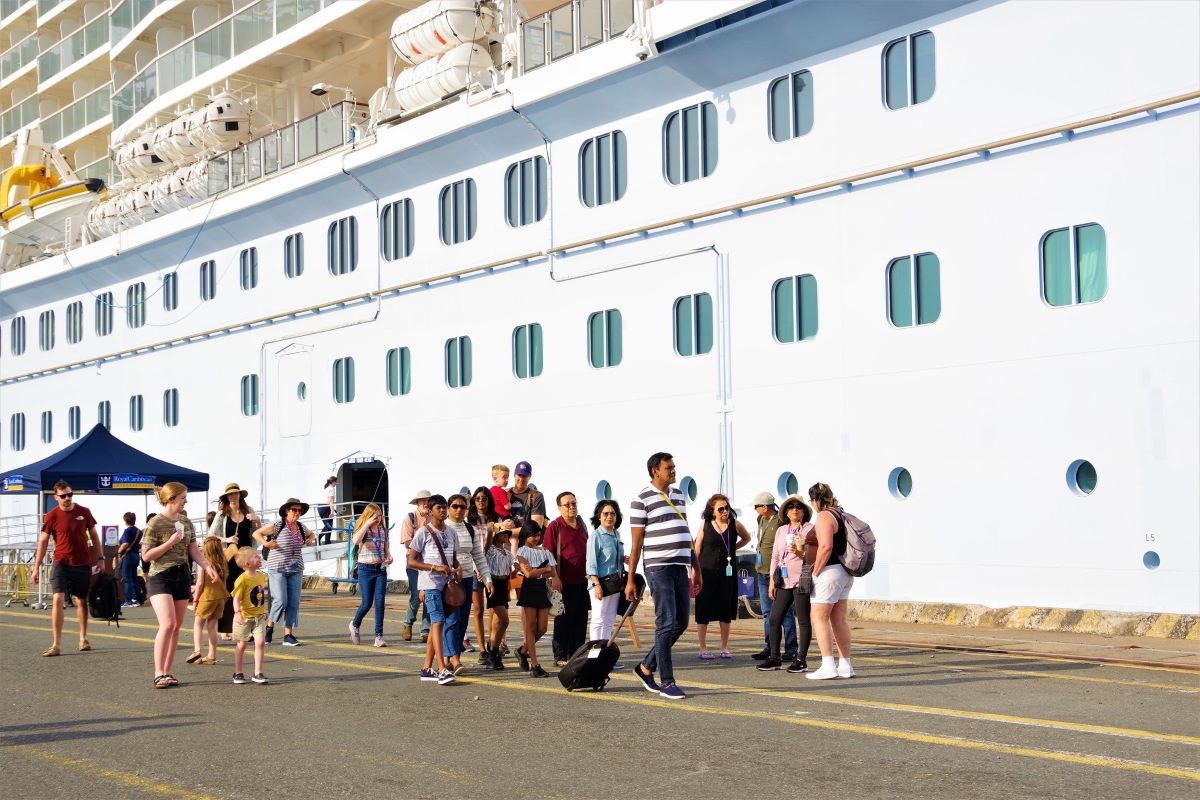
222,482,248,500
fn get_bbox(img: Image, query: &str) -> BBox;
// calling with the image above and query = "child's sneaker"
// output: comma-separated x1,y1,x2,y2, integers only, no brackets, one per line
348,623,361,645
437,669,456,685
419,668,438,682
232,673,247,684
282,634,299,647
251,673,269,684
374,636,387,648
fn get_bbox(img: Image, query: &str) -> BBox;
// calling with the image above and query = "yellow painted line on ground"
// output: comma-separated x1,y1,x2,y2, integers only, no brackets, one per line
856,639,1200,677
1,741,218,799
4,620,1198,782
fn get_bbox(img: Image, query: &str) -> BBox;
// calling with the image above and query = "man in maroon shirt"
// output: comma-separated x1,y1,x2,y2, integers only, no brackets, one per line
544,491,590,665
32,480,103,656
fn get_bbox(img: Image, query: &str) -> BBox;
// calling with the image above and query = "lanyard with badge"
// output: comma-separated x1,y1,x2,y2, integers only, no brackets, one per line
715,526,734,576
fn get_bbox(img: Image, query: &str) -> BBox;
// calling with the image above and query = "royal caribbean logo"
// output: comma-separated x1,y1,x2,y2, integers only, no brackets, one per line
2,475,23,492
98,473,156,490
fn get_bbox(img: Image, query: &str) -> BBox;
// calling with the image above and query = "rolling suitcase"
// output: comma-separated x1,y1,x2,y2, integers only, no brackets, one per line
559,595,640,692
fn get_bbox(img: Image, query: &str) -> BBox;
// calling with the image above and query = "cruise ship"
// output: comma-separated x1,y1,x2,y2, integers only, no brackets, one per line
1,0,1197,616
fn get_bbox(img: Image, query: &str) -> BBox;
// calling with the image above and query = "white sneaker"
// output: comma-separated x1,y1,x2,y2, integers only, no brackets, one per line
437,669,456,685
836,662,856,679
806,663,840,680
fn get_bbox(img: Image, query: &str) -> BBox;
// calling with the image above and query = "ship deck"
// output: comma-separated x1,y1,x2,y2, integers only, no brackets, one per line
1,593,1197,798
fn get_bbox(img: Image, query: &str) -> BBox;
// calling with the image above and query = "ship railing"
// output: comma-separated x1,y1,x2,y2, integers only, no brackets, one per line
36,13,108,85
109,0,168,47
42,83,110,143
0,29,39,84
112,0,337,130
0,514,42,551
1,0,30,21
0,93,39,141
520,0,636,75
205,100,369,197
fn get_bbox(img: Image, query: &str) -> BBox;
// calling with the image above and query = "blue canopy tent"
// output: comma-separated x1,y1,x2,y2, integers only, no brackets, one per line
1,424,209,511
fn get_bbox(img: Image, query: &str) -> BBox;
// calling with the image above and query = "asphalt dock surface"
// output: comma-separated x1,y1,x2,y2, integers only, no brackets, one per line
2,593,1197,800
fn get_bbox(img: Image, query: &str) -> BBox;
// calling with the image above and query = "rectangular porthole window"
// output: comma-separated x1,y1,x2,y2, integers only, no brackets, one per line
884,30,935,110
163,388,179,427
439,179,477,245
240,374,259,417
68,406,81,440
163,272,178,311
240,247,259,290
887,253,941,327
66,301,83,344
40,410,52,444
587,309,623,368
9,413,24,451
512,323,544,379
1041,223,1107,307
328,217,358,275
673,293,713,357
444,336,473,388
200,260,217,301
126,283,146,329
333,357,356,403
38,310,55,351
95,293,114,335
97,400,111,430
663,101,717,185
505,156,549,227
284,232,304,278
129,394,144,431
10,316,25,355
768,69,814,142
772,275,819,343
380,199,414,262
386,347,412,397
579,130,627,208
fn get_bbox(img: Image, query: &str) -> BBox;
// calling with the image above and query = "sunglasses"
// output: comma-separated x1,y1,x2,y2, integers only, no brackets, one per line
287,507,302,513
715,506,730,513
449,503,468,510
57,493,73,499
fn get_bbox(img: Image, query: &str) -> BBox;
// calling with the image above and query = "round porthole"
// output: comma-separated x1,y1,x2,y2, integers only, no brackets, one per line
1066,459,1097,496
777,471,798,498
679,476,697,502
297,382,307,400
596,480,612,501
1142,551,1160,570
888,467,912,499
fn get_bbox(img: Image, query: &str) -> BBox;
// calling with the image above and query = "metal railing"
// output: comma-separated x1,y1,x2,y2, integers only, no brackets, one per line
41,82,109,142
0,93,38,139
37,14,107,84
2,0,30,19
0,513,42,549
36,0,63,16
1,30,39,82
522,0,635,74
112,0,333,129
206,100,368,195
109,0,167,46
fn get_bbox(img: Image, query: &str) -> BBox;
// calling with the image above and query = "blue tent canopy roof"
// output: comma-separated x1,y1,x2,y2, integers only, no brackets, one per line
0,424,209,494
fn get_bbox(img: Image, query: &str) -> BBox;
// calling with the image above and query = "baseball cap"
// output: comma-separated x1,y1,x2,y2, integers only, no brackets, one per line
514,461,532,477
752,491,775,506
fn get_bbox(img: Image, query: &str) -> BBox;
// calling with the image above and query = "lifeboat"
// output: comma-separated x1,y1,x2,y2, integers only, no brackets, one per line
188,93,252,153
391,0,498,65
393,42,493,111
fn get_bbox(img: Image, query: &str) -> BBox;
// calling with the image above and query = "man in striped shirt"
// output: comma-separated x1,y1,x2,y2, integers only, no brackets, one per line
625,452,700,700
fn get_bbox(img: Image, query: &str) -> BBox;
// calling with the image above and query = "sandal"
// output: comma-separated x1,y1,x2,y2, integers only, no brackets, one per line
697,651,715,660
185,652,203,664
78,640,92,652
198,656,217,665
41,645,61,657
719,650,732,659
153,675,172,689
163,674,179,686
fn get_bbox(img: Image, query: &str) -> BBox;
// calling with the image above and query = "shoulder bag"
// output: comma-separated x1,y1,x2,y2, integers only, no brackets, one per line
430,527,466,611
547,522,564,617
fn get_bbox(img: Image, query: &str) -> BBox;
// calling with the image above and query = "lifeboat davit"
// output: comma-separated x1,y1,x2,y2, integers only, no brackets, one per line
390,0,498,65
393,42,493,111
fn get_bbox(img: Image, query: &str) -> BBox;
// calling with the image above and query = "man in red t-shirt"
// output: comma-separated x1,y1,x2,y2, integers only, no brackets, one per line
32,480,102,656
544,491,590,665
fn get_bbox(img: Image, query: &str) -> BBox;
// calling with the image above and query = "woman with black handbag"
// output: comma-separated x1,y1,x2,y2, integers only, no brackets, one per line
757,496,815,674
586,500,626,641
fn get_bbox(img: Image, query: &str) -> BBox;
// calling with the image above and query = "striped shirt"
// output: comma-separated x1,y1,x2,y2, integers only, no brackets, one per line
449,520,490,583
265,520,308,573
408,523,457,591
485,546,513,581
629,484,691,568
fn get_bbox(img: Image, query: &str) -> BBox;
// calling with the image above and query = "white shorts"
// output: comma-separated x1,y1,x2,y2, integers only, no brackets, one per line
811,564,854,604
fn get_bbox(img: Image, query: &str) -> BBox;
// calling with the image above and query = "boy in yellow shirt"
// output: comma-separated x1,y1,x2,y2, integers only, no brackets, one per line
230,547,269,684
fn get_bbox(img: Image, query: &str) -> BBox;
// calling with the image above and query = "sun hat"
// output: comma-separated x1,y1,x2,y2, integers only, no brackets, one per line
410,489,432,505
278,497,310,517
514,461,532,477
222,482,249,500
752,491,775,506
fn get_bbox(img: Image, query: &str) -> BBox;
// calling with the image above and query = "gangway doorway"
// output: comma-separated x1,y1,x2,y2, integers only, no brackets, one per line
335,459,390,524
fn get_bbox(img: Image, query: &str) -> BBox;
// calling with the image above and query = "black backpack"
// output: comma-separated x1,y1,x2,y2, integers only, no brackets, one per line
89,572,122,627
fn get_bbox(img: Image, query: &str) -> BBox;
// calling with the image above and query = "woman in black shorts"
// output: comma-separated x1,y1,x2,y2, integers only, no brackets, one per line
515,521,559,678
483,529,513,669
141,482,220,689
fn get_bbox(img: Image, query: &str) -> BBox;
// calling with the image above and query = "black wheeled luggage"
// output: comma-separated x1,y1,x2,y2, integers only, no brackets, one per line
559,595,640,692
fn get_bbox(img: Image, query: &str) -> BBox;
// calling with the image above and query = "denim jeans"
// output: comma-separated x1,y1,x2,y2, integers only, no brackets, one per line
120,552,141,602
641,564,690,685
757,572,797,655
423,587,446,624
442,577,473,657
403,567,431,634
268,569,302,629
352,562,388,637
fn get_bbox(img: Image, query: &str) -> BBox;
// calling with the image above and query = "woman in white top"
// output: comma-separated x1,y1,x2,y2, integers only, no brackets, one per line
443,494,492,674
318,476,337,544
